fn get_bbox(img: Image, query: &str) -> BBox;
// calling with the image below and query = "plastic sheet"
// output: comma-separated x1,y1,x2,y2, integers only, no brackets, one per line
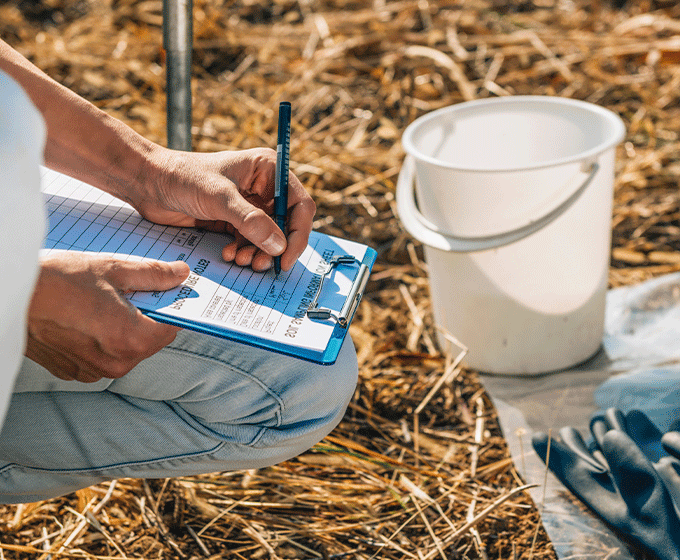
479,272,680,559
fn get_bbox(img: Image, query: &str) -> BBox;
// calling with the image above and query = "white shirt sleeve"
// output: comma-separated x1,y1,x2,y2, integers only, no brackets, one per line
0,71,46,430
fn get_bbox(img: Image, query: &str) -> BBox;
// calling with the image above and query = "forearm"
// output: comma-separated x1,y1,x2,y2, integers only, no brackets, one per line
1,40,312,270
0,39,162,202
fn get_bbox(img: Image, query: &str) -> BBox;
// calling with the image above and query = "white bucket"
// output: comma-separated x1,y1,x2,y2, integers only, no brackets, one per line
397,96,626,375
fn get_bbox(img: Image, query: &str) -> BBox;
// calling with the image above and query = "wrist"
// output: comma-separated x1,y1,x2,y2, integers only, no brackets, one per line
105,127,169,205
130,141,176,212
56,110,161,202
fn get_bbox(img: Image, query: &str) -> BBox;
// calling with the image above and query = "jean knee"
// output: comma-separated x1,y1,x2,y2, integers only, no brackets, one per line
154,334,358,451
251,337,358,451
293,337,358,426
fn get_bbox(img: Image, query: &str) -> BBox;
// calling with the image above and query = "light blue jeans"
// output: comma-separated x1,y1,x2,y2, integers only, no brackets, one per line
0,330,358,504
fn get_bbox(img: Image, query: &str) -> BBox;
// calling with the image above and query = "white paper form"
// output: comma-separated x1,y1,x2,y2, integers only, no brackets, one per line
39,167,372,361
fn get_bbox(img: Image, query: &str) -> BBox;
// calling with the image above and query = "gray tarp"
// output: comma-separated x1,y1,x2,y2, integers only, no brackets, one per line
479,272,680,559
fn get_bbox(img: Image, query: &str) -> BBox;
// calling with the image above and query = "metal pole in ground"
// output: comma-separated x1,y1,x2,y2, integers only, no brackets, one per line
162,0,193,151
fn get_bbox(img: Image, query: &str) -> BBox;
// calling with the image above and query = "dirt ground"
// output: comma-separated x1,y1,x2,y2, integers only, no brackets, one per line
1,0,680,558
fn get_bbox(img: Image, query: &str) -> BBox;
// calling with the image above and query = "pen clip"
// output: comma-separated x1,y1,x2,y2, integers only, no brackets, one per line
307,255,369,328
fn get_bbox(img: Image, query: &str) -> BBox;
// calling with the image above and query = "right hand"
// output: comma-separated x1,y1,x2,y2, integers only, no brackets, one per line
133,147,316,272
25,252,190,383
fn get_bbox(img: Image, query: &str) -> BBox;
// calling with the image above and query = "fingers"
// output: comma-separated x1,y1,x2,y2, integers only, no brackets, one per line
251,249,274,272
590,408,626,451
531,431,556,466
154,148,315,271
559,426,608,473
215,150,314,269
532,430,616,515
590,408,666,464
210,178,286,259
600,431,680,560
237,204,287,255
26,314,178,383
655,456,680,511
600,430,665,517
590,409,625,468
229,187,313,270
105,259,190,292
27,254,186,383
221,181,315,272
532,429,608,474
222,236,273,272
222,239,240,264
662,431,680,459
533,414,680,560
625,409,665,462
102,259,186,363
532,431,578,472
280,194,316,271
25,334,90,382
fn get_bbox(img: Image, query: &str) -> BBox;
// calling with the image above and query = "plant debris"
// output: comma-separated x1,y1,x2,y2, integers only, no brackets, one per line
2,0,680,557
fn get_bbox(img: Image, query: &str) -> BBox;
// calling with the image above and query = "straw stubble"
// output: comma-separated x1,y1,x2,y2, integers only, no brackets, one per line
2,0,680,558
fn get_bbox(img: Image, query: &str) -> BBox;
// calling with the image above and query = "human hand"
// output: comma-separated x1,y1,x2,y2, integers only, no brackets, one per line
25,252,190,383
532,410,680,560
133,147,315,272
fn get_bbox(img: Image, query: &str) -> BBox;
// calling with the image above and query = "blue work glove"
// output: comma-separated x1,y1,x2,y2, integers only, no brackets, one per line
532,411,680,560
590,408,680,512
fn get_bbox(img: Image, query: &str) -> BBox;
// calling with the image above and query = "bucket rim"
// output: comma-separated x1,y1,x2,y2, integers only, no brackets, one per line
402,95,626,174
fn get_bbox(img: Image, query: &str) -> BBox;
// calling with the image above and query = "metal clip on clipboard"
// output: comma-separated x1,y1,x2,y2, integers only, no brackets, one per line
307,255,370,328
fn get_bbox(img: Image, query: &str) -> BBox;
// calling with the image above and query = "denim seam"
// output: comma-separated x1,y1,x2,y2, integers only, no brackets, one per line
0,441,228,476
161,345,285,428
249,426,267,446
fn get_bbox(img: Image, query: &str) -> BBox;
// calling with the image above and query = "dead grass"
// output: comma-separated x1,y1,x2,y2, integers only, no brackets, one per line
1,0,680,558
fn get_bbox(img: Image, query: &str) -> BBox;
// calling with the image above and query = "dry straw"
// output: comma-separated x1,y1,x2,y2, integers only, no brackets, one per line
1,0,680,558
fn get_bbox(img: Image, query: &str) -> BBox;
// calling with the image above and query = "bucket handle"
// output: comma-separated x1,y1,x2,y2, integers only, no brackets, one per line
396,154,600,252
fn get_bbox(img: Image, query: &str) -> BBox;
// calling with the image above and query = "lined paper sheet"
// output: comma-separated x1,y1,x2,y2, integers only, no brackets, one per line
40,167,371,358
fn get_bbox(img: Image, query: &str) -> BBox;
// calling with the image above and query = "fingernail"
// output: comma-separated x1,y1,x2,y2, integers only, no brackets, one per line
170,261,189,275
262,233,286,255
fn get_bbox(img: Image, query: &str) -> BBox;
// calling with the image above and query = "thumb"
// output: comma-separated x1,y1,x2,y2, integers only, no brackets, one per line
106,260,190,292
226,196,287,257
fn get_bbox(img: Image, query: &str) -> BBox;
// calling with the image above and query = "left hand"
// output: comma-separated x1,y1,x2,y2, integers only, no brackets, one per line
26,253,190,382
133,147,316,272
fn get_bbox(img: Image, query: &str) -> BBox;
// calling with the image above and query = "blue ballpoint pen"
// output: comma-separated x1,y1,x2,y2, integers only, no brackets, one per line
274,101,291,275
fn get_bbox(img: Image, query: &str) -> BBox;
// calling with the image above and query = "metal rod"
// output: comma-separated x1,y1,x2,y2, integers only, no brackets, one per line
163,0,193,151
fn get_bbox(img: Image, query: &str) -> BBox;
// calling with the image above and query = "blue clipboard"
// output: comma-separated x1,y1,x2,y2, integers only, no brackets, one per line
40,167,376,366
143,245,377,365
